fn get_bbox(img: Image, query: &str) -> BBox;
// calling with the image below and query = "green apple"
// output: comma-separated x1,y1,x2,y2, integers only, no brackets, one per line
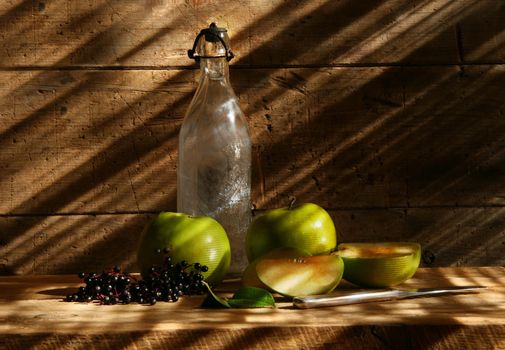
256,254,344,297
246,202,337,262
338,242,421,288
242,247,310,289
137,212,231,286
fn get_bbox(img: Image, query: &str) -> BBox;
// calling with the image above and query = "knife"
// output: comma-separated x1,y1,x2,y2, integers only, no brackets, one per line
293,285,486,309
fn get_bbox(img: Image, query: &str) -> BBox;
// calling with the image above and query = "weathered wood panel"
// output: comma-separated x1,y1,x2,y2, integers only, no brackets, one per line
332,208,505,267
2,0,494,67
1,208,504,275
3,326,505,350
1,66,504,215
0,70,193,214
1,268,505,349
0,328,391,350
0,214,151,275
0,0,504,275
459,0,505,63
257,64,505,209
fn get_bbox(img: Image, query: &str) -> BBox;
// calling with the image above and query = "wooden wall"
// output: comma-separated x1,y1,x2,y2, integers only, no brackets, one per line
0,0,504,274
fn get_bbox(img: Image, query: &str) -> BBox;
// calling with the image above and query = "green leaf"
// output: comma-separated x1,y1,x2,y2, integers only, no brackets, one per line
231,287,276,308
227,298,275,308
200,284,276,309
200,281,230,308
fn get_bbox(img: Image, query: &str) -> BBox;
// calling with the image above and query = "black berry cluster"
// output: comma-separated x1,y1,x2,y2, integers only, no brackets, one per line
64,249,208,305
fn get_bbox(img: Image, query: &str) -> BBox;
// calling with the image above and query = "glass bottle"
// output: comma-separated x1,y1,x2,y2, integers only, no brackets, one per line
178,23,251,274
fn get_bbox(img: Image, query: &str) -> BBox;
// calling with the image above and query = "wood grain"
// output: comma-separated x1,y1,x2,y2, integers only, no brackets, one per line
0,69,192,214
0,65,504,272
0,328,393,350
0,0,504,276
0,66,504,215
3,327,505,350
459,0,505,63
0,214,151,275
1,208,504,275
1,0,502,67
252,65,505,209
0,268,504,349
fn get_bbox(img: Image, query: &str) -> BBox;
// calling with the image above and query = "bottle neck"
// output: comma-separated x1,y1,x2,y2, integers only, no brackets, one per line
200,57,229,82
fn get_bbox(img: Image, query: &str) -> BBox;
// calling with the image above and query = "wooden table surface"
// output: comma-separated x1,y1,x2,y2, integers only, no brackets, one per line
1,267,504,349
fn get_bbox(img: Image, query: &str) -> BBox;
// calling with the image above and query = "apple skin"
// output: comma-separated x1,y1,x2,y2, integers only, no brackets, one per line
339,242,421,288
245,203,337,262
137,212,231,286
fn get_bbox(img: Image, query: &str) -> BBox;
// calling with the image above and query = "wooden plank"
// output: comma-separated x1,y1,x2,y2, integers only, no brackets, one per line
0,0,467,67
249,65,505,208
1,208,504,275
331,208,505,267
459,0,505,63
0,268,504,349
0,328,391,350
0,69,193,214
0,214,153,275
0,66,504,214
2,327,504,350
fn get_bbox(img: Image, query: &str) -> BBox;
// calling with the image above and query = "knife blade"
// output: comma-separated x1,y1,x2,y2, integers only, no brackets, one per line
292,285,486,309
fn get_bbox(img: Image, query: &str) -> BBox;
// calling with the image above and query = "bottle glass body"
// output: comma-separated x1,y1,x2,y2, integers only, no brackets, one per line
177,57,251,274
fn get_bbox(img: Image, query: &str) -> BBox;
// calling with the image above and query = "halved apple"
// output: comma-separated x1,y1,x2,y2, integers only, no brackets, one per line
256,254,344,297
242,247,309,289
338,242,421,288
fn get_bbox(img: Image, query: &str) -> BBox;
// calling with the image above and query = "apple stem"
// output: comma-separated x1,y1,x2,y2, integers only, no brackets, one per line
251,203,257,217
289,197,296,210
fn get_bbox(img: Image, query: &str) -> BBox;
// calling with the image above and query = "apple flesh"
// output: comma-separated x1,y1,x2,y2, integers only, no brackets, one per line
256,254,344,297
338,242,421,288
242,247,310,289
137,212,231,286
246,203,337,262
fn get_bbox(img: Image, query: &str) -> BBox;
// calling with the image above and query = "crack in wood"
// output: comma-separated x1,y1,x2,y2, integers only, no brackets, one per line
0,62,504,72
1,205,505,218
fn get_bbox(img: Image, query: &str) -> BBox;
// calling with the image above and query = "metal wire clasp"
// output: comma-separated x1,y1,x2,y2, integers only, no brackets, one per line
187,23,234,62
